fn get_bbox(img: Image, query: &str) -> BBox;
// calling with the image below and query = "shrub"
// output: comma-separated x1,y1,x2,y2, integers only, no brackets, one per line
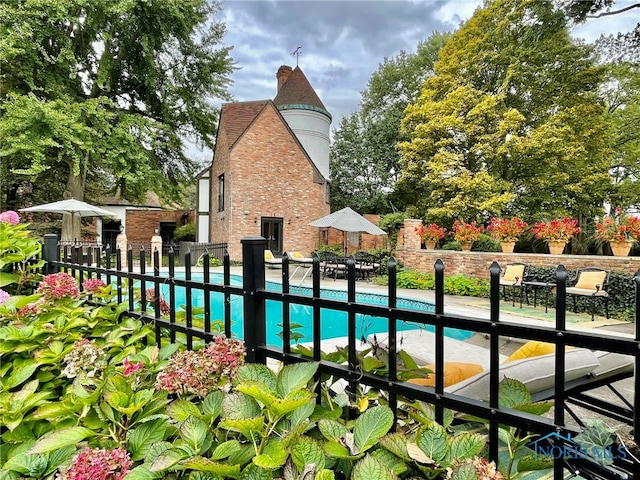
173,223,196,241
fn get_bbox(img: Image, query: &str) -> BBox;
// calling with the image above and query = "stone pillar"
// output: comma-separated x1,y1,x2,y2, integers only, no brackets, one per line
116,227,127,268
151,229,163,267
403,219,423,251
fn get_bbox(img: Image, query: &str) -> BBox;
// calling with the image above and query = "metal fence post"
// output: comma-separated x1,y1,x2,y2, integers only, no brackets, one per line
242,236,267,364
42,234,59,275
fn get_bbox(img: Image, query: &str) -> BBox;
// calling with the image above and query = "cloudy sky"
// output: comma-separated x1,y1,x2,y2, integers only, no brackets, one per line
190,0,637,160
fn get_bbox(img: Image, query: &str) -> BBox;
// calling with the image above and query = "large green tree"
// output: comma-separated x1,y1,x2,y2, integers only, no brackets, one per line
329,32,451,213
397,0,611,226
0,0,233,237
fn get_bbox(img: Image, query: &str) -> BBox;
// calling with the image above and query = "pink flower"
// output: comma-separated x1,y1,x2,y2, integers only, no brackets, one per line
83,278,107,293
18,302,41,317
122,358,144,376
155,336,245,397
38,273,80,300
0,289,10,305
0,210,20,225
144,288,170,315
61,447,132,480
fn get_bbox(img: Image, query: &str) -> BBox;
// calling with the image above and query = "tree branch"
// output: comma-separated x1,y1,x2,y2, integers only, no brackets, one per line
586,3,640,18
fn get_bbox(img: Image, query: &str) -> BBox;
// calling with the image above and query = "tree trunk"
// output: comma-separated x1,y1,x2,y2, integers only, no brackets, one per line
62,157,87,241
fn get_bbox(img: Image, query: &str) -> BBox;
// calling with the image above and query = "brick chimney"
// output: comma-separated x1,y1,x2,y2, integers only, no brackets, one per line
276,65,292,92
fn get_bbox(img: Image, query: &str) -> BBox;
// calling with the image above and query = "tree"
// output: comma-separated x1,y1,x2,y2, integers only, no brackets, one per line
397,0,611,227
329,32,451,214
0,0,233,238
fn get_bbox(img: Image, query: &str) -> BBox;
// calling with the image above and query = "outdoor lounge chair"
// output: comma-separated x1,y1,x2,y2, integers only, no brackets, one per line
565,267,610,320
367,330,634,424
286,251,314,284
499,262,528,307
264,250,282,268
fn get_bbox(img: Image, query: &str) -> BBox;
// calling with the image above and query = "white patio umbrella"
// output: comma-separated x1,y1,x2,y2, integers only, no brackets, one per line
308,207,386,254
20,198,114,241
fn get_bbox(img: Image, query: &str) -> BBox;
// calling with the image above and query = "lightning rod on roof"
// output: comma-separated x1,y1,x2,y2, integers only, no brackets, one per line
290,46,301,66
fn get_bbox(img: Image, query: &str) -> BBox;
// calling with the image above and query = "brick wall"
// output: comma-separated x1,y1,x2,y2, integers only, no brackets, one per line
125,210,193,246
211,103,330,260
396,219,640,277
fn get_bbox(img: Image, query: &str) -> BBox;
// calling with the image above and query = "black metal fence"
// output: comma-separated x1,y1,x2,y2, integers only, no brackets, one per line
42,234,640,480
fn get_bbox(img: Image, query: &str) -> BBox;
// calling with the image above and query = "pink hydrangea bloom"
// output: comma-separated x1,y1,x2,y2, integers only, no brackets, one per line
155,336,245,397
18,302,42,317
0,210,20,225
122,358,144,376
38,272,80,300
83,278,107,293
0,289,10,305
144,287,170,315
61,447,132,480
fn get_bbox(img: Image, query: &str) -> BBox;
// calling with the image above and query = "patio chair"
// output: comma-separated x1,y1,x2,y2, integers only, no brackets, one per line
565,267,610,321
354,251,379,280
264,249,282,268
318,251,349,279
499,262,528,307
369,332,634,426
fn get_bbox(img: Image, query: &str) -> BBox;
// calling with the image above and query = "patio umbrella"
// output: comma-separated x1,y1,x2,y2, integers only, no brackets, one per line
20,198,114,241
308,207,385,254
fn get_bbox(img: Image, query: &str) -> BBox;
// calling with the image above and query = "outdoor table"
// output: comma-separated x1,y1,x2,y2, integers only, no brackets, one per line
522,281,556,313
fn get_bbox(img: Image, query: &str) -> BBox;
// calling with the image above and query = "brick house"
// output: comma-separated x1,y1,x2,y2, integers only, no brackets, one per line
197,65,332,260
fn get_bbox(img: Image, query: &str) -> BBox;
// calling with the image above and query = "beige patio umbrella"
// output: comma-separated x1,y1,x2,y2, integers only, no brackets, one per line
308,207,386,254
20,198,114,241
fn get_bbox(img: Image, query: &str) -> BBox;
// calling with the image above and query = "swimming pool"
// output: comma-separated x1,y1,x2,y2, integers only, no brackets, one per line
160,274,473,346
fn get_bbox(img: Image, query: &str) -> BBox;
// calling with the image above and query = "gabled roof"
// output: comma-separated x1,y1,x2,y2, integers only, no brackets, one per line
220,101,270,148
273,66,328,113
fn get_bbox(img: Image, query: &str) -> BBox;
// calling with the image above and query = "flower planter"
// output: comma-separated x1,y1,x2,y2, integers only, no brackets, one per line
460,242,472,251
500,241,515,253
547,240,566,255
610,240,633,257
425,241,437,250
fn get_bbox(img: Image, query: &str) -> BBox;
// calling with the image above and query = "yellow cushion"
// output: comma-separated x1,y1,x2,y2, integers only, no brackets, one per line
292,251,304,259
503,265,525,282
407,362,484,387
505,341,572,363
264,250,274,260
575,271,606,290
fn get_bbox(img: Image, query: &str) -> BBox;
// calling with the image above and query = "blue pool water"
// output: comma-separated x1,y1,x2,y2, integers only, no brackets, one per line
160,274,472,346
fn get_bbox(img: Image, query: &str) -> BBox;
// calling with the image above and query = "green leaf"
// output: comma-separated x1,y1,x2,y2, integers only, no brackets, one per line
120,464,164,479
203,391,224,418
211,440,241,460
498,377,531,408
179,456,241,477
516,453,554,472
222,392,261,420
28,427,95,454
276,362,319,397
416,424,448,464
239,463,272,480
353,405,394,452
371,449,409,476
449,462,477,480
447,433,485,462
150,448,189,472
127,418,169,462
378,433,410,461
181,416,209,454
351,454,395,480
218,417,265,439
236,364,277,392
316,470,335,480
291,437,325,471
253,440,288,469
166,400,202,422
3,359,38,389
318,419,349,443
